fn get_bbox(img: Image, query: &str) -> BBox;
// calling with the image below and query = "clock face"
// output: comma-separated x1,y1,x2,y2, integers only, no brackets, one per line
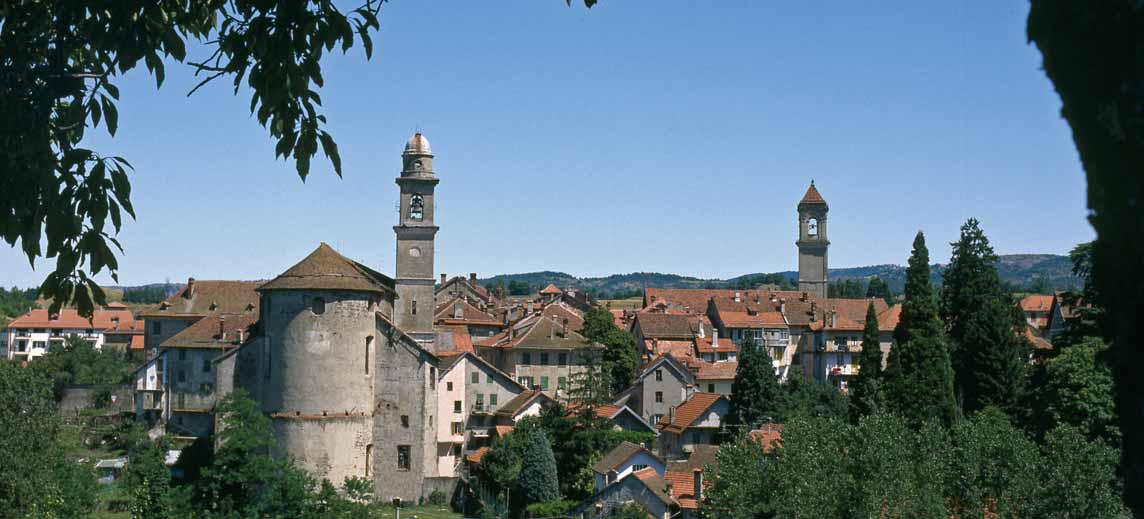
409,246,421,258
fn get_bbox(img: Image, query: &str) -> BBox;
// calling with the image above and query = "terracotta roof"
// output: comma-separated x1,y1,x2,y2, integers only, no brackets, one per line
1020,294,1054,313
658,392,726,434
539,284,563,295
693,336,738,355
434,326,475,356
593,441,658,475
506,317,601,351
647,339,697,361
129,335,145,350
466,447,490,464
695,361,737,381
808,313,865,332
104,318,145,334
493,425,515,438
799,181,827,206
138,280,261,318
645,288,808,316
7,307,136,330
748,423,784,453
1024,326,1053,351
162,313,258,349
434,296,499,325
258,243,394,294
663,470,701,509
541,302,584,332
716,310,787,329
876,304,902,332
635,313,696,339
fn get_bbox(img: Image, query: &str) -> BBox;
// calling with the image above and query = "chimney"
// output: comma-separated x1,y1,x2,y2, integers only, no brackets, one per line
830,310,837,328
237,329,245,344
712,328,719,348
186,277,196,299
665,481,674,497
440,273,447,287
801,291,808,302
697,321,705,338
779,299,786,314
527,302,534,314
734,292,741,303
754,293,761,304
469,273,478,286
550,321,556,340
218,315,226,340
454,302,464,319
810,301,817,315
693,469,704,501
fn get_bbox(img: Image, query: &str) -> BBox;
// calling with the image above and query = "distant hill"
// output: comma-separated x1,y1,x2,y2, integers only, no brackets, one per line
479,254,1080,299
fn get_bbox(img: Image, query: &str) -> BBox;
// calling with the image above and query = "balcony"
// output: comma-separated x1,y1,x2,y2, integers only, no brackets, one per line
828,364,860,377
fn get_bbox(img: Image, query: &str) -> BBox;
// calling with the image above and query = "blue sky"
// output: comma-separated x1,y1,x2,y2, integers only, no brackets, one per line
1,0,1091,288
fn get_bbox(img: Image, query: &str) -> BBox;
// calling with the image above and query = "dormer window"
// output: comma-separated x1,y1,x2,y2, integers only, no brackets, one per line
409,194,424,221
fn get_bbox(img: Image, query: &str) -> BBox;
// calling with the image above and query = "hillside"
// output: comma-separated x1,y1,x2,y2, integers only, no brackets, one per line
479,254,1080,299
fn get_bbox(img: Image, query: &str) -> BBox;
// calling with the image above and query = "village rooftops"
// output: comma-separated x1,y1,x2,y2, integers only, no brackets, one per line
138,279,261,318
634,312,696,339
494,389,550,420
593,441,663,475
6,307,135,331
257,243,394,295
539,283,563,295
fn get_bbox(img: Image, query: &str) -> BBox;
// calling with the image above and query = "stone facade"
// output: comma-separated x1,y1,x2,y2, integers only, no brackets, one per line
796,182,829,299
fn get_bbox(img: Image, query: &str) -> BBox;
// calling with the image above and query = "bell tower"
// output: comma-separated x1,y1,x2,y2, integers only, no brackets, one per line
796,181,829,299
394,132,438,340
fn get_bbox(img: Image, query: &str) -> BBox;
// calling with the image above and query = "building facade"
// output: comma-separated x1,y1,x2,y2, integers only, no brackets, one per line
796,182,829,299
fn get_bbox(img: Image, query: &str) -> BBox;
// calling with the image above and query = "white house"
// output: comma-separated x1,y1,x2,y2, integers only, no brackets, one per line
4,306,136,361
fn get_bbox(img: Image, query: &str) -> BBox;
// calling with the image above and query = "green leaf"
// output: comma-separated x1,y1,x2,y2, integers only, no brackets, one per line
104,82,120,100
319,131,342,177
90,98,102,127
100,96,118,136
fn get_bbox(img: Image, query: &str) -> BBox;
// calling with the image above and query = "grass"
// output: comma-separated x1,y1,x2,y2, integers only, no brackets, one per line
378,504,463,519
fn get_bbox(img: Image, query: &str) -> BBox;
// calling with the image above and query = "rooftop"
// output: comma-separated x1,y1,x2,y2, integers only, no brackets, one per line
258,243,394,294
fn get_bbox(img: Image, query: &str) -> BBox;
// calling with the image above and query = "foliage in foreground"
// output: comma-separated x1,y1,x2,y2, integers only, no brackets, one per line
704,410,1128,519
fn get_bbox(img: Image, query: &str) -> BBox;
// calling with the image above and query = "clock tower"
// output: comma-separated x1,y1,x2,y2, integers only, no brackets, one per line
797,181,829,299
394,132,438,341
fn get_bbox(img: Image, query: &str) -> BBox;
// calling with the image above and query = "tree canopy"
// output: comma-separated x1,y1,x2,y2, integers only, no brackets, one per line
848,302,885,423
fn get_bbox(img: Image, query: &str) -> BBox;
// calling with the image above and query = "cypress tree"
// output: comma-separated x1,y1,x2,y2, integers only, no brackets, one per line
849,302,885,423
727,336,786,431
886,232,958,426
940,219,1027,414
516,427,559,506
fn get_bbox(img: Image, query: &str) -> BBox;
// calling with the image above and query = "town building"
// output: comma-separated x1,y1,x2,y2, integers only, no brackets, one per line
436,351,525,476
592,441,665,493
656,392,729,460
4,305,136,360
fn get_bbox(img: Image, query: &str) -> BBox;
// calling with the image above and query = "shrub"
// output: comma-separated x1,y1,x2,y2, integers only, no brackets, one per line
525,499,576,518
427,488,448,505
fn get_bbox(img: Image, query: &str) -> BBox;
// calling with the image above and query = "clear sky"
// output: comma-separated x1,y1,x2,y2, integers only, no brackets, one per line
0,0,1092,288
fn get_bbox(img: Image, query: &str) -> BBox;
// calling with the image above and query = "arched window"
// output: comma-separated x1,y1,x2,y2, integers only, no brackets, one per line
409,194,424,221
807,217,819,237
312,297,326,315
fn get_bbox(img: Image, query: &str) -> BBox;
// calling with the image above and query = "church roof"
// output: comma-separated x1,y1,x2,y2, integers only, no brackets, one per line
258,243,394,294
799,181,827,206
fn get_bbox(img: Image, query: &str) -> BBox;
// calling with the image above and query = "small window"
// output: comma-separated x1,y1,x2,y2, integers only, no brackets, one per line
453,444,462,457
558,353,568,365
486,373,493,384
652,414,663,424
397,445,411,471
558,377,567,391
447,381,454,392
521,353,531,365
202,358,211,373
151,321,162,335
490,394,498,407
452,422,463,435
655,391,663,403
633,464,648,472
476,394,484,410
708,384,715,393
312,297,326,315
540,353,549,365
540,376,549,391
365,336,374,375
409,194,424,221
430,368,436,389
365,444,373,477
655,369,663,382
401,415,410,428
412,300,417,315
177,393,186,408
454,400,462,413
179,349,187,361
471,372,479,384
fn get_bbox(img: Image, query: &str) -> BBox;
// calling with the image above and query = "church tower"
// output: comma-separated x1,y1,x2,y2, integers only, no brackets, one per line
394,132,438,341
797,181,829,299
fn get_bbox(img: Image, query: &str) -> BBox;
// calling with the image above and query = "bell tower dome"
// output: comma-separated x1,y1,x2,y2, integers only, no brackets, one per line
796,181,829,299
394,132,438,340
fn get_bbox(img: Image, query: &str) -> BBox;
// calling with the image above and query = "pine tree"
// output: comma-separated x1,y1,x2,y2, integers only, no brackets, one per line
849,302,885,423
865,276,893,305
516,427,560,506
940,219,1027,414
886,232,958,426
727,336,786,431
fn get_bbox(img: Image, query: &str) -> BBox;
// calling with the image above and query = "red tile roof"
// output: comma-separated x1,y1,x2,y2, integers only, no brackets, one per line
658,392,726,434
695,361,737,381
540,284,563,295
647,339,698,361
799,181,827,206
7,307,136,331
748,423,784,453
1020,294,1054,313
1024,326,1053,351
541,302,585,332
693,336,738,355
876,304,902,331
466,447,490,464
635,313,696,339
434,296,500,326
663,470,700,509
